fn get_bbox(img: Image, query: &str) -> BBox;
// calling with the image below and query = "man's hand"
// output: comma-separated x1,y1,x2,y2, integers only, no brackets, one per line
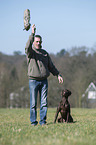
58,75,63,84
32,24,36,34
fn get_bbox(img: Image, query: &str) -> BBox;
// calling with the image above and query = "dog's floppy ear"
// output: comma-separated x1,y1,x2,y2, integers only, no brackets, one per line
66,89,72,96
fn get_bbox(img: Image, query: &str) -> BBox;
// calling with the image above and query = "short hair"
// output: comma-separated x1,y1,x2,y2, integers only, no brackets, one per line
34,35,42,41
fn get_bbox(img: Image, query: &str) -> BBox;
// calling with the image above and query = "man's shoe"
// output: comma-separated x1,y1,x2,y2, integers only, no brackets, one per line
31,121,38,126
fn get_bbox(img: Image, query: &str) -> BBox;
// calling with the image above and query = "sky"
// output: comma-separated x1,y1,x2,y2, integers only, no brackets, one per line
0,0,96,55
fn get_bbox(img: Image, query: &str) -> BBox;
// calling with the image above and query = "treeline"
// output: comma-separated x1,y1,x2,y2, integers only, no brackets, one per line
0,46,96,108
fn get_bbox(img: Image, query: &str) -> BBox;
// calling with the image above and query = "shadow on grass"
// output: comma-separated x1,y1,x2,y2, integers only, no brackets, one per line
47,121,77,125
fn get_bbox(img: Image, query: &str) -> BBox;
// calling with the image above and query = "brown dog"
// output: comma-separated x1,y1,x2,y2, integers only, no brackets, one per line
54,89,73,123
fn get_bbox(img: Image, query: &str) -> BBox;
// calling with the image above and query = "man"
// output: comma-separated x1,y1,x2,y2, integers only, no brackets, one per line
25,24,63,126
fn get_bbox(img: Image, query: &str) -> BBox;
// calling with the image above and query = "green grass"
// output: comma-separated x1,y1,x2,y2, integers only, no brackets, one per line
0,108,96,145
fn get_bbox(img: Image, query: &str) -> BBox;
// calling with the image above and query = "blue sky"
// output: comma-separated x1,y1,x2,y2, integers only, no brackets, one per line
0,0,96,55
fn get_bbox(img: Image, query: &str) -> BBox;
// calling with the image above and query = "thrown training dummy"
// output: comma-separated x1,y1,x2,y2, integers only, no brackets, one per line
23,9,31,31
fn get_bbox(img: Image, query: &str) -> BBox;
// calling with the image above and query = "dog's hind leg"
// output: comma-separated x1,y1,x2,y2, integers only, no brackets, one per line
69,115,73,122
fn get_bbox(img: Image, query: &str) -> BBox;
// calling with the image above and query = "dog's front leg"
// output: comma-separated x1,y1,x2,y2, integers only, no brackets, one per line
66,112,70,123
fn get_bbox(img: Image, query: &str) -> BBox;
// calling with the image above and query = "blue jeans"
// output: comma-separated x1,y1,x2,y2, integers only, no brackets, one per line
29,79,48,125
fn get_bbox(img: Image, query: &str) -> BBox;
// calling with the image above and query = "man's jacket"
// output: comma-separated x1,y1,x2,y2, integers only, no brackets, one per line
25,33,59,80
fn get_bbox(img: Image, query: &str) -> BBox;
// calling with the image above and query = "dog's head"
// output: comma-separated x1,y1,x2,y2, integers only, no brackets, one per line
61,89,72,99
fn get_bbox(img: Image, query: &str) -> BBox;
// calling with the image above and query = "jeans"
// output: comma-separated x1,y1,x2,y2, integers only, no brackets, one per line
29,79,48,125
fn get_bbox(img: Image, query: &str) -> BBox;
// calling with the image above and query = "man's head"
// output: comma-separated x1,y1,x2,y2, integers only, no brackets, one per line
33,35,42,49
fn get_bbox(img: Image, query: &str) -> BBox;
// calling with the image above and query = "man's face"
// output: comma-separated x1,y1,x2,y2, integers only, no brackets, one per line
33,37,42,49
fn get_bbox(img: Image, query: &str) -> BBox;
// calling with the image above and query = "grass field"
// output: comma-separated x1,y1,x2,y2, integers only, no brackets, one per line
0,108,96,145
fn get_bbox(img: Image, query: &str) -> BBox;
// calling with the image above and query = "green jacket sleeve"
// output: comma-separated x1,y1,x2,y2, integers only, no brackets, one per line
25,33,34,55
